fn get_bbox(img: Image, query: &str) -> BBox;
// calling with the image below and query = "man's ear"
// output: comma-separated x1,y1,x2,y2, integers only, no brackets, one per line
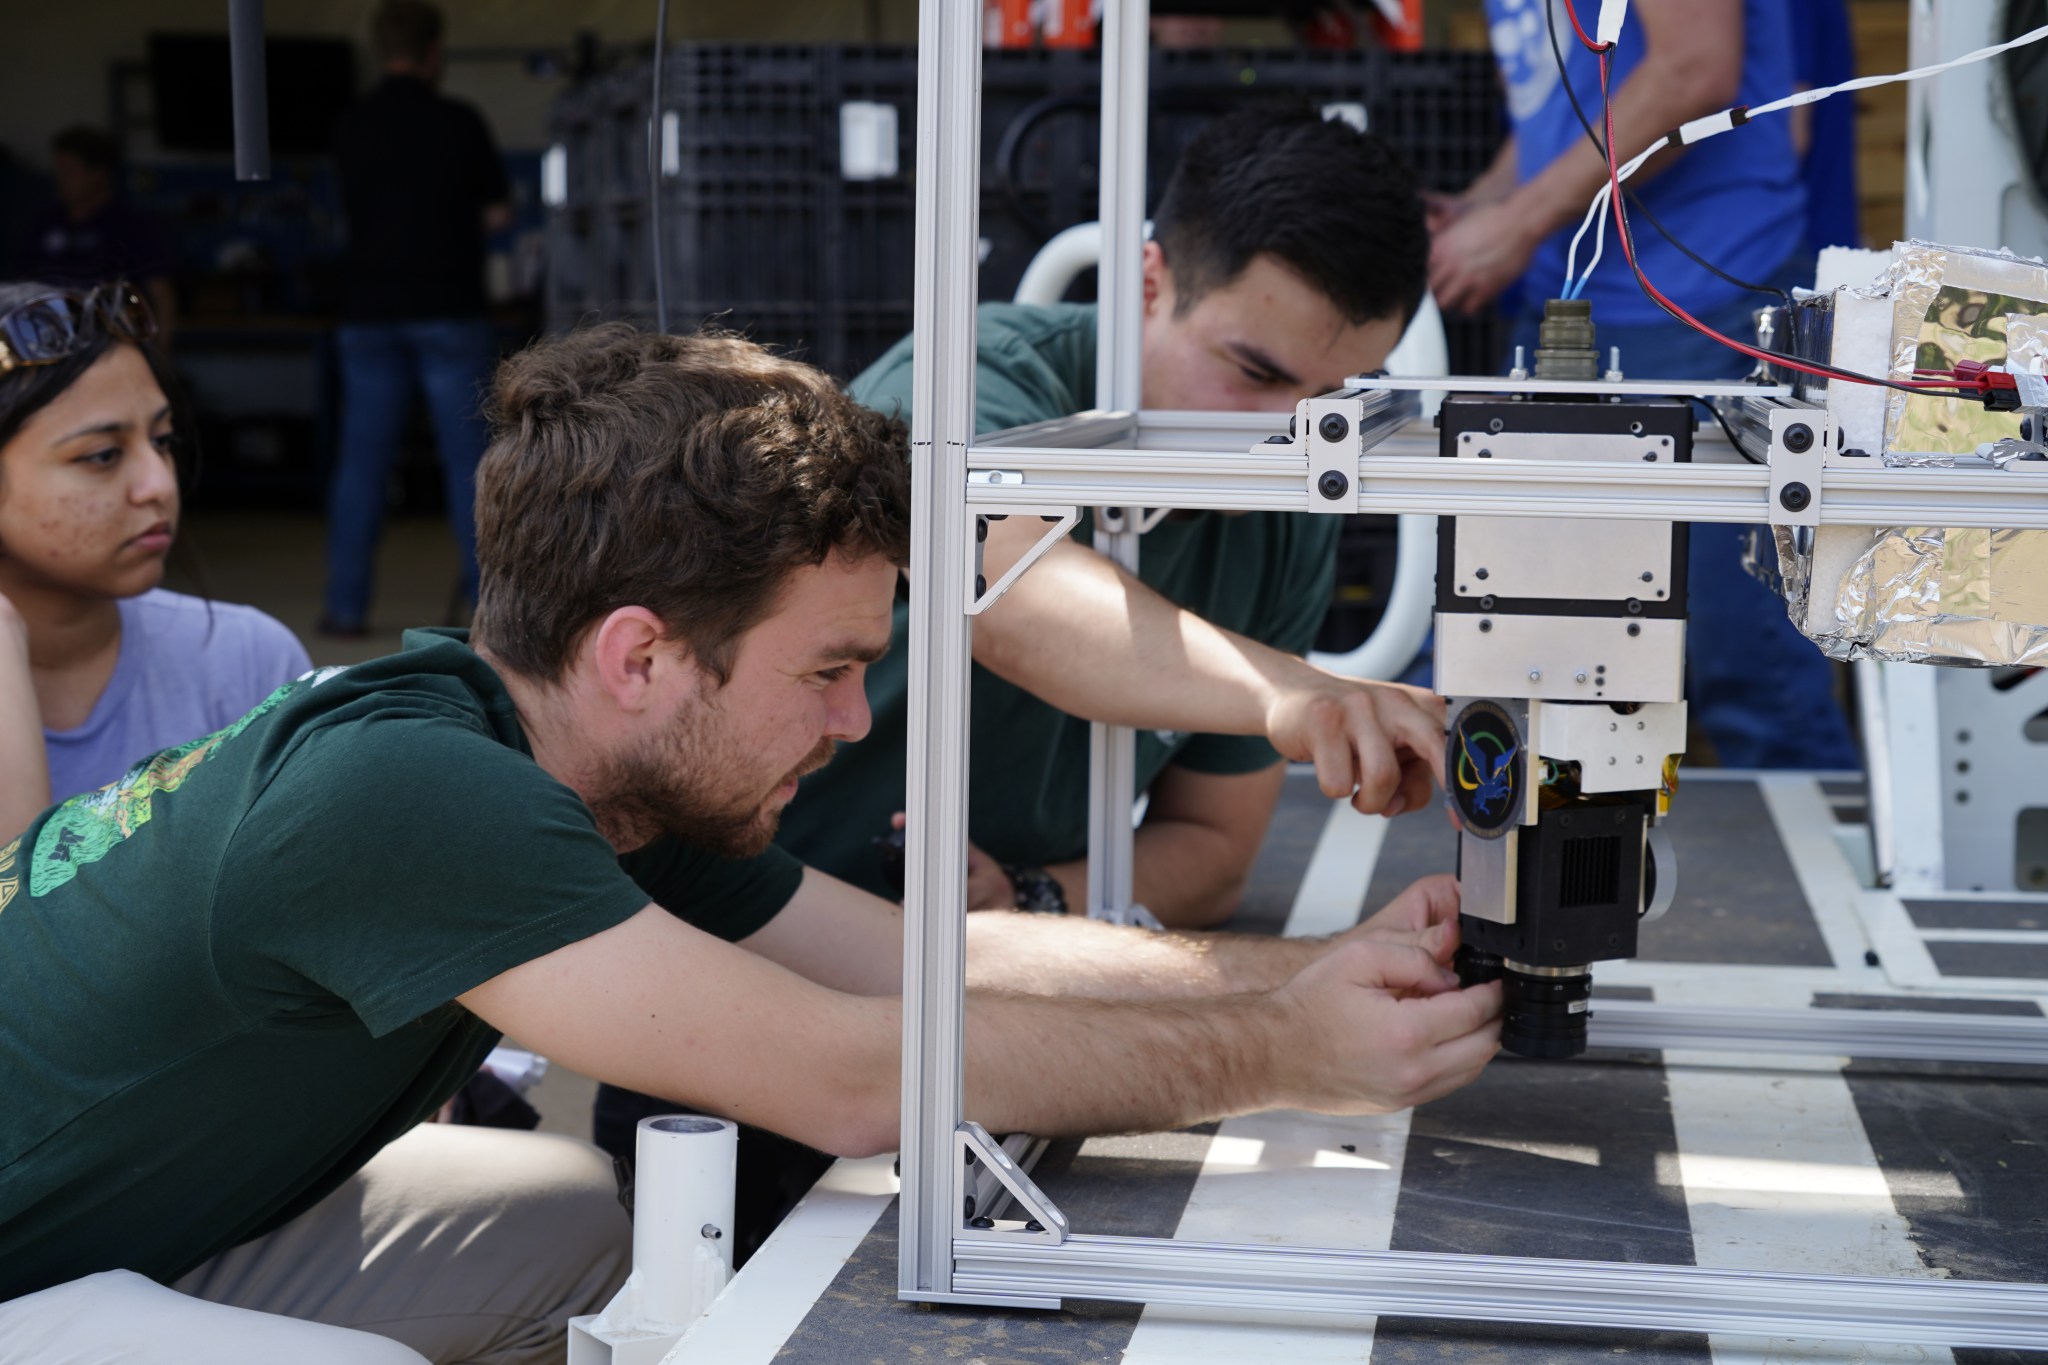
586,606,702,713
1141,240,1171,317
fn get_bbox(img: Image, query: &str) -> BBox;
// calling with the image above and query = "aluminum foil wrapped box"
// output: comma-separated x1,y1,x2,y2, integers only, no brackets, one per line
1763,241,2048,667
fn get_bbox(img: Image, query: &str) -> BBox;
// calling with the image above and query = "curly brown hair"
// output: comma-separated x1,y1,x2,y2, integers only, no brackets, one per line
472,325,911,686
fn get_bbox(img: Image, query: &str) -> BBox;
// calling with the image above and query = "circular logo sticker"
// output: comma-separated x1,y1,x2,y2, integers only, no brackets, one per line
1448,700,1523,839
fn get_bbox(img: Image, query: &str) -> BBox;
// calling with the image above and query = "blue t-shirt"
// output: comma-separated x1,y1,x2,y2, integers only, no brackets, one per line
43,590,312,803
1487,0,1806,324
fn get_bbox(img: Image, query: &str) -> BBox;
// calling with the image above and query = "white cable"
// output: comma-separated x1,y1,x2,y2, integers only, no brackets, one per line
1746,22,2048,124
1557,19,2048,298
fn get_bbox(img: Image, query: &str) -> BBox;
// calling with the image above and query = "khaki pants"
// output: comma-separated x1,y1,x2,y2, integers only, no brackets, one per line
0,1125,631,1365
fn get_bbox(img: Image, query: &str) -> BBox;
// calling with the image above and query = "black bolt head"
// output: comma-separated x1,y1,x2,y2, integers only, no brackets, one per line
975,518,988,543
974,574,987,597
1478,619,1493,633
1479,595,1496,610
1317,469,1350,500
1318,412,1350,443
1627,623,1641,636
1784,423,1814,453
1779,481,1812,513
969,1216,995,1229
1475,567,1489,580
1626,598,1644,615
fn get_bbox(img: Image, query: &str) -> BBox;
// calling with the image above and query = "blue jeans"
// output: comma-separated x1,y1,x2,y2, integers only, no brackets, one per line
326,318,497,626
1503,268,1859,771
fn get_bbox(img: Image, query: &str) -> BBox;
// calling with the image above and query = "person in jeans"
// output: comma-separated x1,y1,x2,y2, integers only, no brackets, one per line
325,0,511,637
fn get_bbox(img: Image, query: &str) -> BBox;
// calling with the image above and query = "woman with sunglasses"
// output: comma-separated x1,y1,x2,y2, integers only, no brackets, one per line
0,282,309,838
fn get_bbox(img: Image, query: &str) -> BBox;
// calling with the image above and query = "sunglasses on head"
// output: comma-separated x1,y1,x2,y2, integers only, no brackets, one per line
0,284,159,376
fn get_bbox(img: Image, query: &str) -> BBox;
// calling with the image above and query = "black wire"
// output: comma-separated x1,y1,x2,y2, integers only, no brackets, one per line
1699,398,1764,464
1544,0,1788,303
648,0,671,333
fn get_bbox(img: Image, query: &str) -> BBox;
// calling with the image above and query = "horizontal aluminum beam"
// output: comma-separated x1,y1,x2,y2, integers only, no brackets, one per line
1588,999,2048,1065
951,1233,2048,1348
963,444,2048,528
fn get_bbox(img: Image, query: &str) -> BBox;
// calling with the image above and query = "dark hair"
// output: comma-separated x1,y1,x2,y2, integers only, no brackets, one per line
472,325,912,686
50,126,119,174
1152,105,1428,327
0,281,180,459
372,0,444,65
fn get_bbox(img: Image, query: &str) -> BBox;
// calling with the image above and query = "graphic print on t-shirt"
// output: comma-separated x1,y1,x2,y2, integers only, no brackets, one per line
31,684,292,897
0,837,16,915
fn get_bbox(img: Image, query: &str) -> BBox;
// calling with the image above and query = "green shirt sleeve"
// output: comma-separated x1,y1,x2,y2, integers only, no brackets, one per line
620,838,805,942
214,702,664,1038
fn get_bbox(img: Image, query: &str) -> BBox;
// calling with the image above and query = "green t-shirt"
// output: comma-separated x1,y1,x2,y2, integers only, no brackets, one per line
776,303,1340,896
0,629,802,1301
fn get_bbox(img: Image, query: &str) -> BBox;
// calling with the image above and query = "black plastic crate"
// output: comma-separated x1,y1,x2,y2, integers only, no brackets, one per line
545,43,1508,381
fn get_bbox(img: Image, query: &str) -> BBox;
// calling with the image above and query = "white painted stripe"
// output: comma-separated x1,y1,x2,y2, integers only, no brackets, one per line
1917,927,2048,944
666,1153,898,1363
1282,802,1388,939
1657,974,1953,1365
1119,799,1402,1359
1117,1109,1411,1362
1755,773,1884,976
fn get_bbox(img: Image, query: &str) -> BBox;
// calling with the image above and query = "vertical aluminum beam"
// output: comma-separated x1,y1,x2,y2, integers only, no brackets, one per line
899,0,983,1301
1083,0,1151,917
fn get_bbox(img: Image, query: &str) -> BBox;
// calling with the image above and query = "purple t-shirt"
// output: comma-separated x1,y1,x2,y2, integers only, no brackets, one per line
43,590,312,802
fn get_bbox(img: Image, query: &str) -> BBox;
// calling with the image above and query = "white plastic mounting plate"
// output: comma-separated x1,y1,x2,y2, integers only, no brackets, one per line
1435,614,1686,704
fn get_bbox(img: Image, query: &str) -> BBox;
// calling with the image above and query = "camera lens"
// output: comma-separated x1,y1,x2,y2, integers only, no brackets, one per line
1499,965,1592,1059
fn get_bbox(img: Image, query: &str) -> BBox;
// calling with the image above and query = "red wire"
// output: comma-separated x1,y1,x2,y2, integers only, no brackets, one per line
1559,0,1609,52
1594,51,1963,394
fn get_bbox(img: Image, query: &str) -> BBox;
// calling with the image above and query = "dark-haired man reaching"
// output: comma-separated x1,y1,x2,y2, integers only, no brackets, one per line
777,105,1440,931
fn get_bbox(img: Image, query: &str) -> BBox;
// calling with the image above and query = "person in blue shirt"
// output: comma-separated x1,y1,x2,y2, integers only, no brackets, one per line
1426,0,1858,772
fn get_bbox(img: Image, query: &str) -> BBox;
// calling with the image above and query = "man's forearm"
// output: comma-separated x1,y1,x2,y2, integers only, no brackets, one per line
1504,18,1742,245
963,987,1286,1138
965,909,1319,1002
975,534,1302,737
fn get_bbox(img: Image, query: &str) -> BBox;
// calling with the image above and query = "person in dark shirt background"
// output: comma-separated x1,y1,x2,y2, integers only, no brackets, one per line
326,0,510,638
20,128,176,345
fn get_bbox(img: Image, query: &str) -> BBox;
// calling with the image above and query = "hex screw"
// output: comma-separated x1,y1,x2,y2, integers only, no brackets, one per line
1479,619,1493,633
976,518,988,543
1488,417,1506,433
1784,423,1814,453
1528,670,1542,683
1779,481,1812,513
1627,623,1641,637
1626,598,1644,615
1640,571,1653,582
969,1216,996,1229
1024,1219,1045,1233
1318,470,1350,500
974,574,987,597
1475,567,1490,580
701,1223,723,1241
1479,595,1497,610
1575,671,1588,683
1319,412,1350,443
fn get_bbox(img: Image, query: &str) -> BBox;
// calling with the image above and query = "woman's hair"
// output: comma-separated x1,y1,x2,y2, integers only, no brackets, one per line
0,281,186,460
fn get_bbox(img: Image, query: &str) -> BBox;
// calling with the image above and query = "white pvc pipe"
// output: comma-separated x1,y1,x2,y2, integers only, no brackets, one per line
1013,226,1449,684
568,1115,738,1365
634,1115,736,1325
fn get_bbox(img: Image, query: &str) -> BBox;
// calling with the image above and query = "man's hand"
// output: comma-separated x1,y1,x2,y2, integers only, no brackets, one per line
1429,196,1543,316
1268,938,1501,1114
890,811,1015,911
1340,873,1462,972
1262,676,1445,819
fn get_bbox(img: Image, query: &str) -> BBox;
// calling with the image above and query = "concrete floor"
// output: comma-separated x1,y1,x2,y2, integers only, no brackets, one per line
170,508,600,1140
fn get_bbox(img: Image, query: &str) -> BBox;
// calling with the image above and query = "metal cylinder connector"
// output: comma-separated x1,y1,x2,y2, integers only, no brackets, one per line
1533,298,1599,382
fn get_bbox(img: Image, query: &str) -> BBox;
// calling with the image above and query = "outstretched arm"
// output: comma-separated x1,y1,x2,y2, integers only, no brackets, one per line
738,866,1464,1002
976,521,1445,818
460,898,1499,1157
0,595,50,839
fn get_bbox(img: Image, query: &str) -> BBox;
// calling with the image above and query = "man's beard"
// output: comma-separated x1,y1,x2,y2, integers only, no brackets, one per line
590,694,837,858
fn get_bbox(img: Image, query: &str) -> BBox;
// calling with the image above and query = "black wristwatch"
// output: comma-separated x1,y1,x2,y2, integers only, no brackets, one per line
1004,864,1069,915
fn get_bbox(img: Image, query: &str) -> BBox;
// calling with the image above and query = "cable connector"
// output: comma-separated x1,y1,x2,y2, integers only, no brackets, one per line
1931,359,2019,410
